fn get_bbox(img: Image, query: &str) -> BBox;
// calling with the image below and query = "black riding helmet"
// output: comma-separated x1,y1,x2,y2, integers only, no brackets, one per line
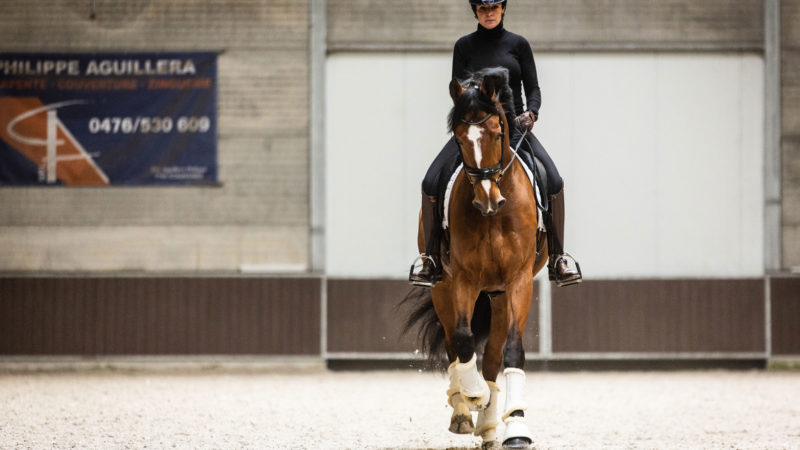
469,0,507,19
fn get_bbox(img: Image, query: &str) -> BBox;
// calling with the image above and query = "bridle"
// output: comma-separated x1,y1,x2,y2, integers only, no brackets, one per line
457,108,507,186
456,101,525,186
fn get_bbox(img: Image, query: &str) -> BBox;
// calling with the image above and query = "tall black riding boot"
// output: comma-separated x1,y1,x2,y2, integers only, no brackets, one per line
546,184,582,287
409,190,443,288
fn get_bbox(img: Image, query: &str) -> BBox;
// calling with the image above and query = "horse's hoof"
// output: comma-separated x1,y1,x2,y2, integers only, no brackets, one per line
448,413,475,434
502,437,532,449
481,440,501,450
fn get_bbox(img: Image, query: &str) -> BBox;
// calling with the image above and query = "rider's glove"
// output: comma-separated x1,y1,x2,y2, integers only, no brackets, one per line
515,110,537,131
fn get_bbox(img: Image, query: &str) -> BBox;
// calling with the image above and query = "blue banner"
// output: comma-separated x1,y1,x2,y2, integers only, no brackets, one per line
0,52,217,186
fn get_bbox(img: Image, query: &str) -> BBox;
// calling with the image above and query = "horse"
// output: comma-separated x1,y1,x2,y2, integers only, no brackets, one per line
404,67,548,450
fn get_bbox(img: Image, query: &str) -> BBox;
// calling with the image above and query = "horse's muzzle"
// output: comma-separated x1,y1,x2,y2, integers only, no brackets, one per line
473,196,506,216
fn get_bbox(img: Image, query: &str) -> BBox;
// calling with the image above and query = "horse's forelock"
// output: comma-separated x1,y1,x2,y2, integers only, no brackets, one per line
448,69,516,134
448,85,498,134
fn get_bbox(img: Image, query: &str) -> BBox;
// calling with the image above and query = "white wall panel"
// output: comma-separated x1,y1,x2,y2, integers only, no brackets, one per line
325,54,452,277
326,53,764,278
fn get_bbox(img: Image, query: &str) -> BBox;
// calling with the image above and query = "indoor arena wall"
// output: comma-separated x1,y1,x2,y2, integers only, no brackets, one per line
1,0,798,360
0,0,311,272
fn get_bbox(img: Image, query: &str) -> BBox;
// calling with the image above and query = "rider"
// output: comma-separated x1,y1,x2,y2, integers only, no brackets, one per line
409,0,581,288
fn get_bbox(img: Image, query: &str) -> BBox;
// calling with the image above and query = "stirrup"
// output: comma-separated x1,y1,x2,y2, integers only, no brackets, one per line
408,254,441,288
548,253,582,287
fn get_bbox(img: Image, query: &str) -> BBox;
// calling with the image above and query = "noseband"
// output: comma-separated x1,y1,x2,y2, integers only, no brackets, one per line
457,110,506,186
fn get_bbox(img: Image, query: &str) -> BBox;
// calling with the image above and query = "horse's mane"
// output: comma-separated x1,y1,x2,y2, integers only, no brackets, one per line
447,67,516,134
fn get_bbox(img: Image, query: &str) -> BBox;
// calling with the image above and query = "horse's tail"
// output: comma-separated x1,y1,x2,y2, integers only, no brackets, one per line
400,287,492,371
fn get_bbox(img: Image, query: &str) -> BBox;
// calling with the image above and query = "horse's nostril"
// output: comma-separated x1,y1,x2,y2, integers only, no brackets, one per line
497,199,506,208
473,200,482,210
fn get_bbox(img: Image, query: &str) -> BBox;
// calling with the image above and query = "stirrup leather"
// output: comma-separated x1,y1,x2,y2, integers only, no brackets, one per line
548,252,582,287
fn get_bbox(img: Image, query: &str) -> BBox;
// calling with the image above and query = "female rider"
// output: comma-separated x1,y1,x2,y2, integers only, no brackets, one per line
409,0,581,287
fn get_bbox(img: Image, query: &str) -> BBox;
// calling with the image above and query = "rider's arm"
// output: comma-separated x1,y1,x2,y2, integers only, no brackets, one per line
519,39,541,117
452,38,469,80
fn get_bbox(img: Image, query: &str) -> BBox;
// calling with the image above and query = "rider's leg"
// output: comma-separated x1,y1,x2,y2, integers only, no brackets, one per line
527,134,582,287
410,189,442,287
526,133,562,194
410,137,460,287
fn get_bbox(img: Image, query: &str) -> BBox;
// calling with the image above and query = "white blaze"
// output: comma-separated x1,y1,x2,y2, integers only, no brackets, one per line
467,125,483,166
481,179,492,198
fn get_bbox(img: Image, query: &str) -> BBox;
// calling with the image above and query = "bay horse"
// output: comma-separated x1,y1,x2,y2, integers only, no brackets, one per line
405,68,548,450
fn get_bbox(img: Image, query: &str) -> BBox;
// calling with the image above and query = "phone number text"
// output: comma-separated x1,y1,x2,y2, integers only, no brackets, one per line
88,116,211,134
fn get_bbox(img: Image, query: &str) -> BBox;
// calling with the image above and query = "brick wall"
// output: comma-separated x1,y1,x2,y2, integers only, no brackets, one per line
783,0,800,268
0,0,311,271
327,0,764,51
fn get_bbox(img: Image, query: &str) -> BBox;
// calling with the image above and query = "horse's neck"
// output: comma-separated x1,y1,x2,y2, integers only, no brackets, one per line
502,145,527,192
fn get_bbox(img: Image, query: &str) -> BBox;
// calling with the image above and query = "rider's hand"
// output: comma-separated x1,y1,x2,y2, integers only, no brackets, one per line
515,110,537,131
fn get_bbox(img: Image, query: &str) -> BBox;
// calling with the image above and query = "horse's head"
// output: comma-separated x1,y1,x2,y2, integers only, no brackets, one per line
448,68,513,216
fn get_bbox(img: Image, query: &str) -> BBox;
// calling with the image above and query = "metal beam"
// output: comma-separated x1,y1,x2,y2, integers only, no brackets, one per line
324,352,768,361
310,0,327,274
537,272,552,358
310,0,328,357
764,0,782,272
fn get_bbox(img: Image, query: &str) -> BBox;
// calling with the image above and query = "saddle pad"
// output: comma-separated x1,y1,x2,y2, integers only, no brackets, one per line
443,156,544,230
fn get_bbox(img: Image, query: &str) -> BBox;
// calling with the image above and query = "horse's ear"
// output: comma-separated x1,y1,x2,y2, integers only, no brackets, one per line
480,76,498,102
480,67,509,102
449,78,464,103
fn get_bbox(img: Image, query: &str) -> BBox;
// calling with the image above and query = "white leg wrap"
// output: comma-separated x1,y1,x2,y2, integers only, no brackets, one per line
447,361,461,406
502,368,528,419
503,418,533,443
502,368,532,443
474,381,501,441
455,353,490,411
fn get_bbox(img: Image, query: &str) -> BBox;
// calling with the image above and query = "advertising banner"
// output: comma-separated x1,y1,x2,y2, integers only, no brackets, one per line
0,52,217,186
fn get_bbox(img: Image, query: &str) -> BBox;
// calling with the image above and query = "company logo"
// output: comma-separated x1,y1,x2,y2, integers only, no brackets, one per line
0,97,109,185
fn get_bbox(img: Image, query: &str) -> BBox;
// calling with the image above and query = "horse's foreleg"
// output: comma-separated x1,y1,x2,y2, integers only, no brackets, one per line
432,282,476,434
450,281,490,412
473,292,510,444
501,279,534,449
446,360,475,434
453,334,490,411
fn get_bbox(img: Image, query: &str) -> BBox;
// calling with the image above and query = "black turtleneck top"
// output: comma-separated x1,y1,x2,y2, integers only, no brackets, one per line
452,22,541,117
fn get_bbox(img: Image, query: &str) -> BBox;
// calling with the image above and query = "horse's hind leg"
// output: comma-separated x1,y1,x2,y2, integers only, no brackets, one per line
500,278,535,449
501,332,533,449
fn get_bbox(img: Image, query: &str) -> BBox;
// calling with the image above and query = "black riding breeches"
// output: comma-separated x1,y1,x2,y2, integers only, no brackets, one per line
421,136,460,196
519,131,563,195
421,131,563,197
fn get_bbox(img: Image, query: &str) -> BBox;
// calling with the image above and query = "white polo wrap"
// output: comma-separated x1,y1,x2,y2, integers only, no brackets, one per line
447,361,465,408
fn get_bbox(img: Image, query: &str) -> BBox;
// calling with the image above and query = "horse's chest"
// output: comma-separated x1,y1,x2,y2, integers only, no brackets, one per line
454,221,531,262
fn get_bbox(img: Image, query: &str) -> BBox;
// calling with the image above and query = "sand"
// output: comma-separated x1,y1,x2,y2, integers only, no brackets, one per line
1,368,799,449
